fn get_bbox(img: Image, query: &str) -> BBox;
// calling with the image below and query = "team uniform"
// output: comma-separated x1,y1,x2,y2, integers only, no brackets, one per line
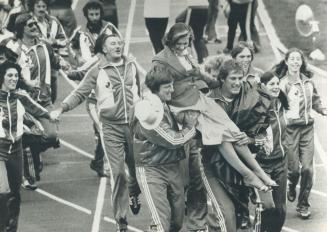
59,54,141,230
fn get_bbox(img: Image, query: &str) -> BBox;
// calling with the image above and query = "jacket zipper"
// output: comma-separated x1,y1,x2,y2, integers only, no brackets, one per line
274,106,284,157
7,93,15,145
299,81,309,124
113,65,128,123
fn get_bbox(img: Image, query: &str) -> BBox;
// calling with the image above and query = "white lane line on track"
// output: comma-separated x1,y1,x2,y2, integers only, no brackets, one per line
35,188,144,232
91,177,107,232
60,139,94,159
35,188,92,215
123,0,136,55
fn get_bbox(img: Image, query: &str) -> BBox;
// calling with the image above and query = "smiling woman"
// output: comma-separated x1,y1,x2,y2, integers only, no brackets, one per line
0,61,52,232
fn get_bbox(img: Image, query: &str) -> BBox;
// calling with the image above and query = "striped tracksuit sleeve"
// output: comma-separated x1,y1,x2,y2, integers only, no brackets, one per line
142,121,196,149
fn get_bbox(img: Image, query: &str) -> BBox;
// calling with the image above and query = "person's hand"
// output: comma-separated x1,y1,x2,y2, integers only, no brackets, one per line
321,108,327,116
60,58,71,71
50,108,63,122
234,132,254,146
183,111,200,128
254,134,267,146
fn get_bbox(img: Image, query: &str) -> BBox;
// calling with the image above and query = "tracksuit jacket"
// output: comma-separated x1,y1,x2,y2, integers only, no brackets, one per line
0,90,50,160
133,104,195,166
61,55,140,124
279,73,325,126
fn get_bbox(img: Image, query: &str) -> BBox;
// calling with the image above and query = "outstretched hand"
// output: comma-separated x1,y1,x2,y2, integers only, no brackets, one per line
50,109,63,122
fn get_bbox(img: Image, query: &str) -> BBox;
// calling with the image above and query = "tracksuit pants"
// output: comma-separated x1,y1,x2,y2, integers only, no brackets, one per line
201,161,237,232
257,157,287,232
86,100,104,170
286,123,314,211
100,122,141,228
138,163,185,232
145,18,168,54
205,0,219,41
0,139,23,232
185,140,208,231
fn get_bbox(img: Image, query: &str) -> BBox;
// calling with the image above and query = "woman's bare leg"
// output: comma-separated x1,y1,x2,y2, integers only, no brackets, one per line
233,144,277,187
218,142,267,190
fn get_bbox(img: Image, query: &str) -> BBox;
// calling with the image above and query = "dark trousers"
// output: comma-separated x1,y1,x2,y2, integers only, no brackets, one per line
86,100,104,169
226,2,249,50
145,18,168,54
286,124,314,210
205,0,219,40
0,140,23,232
258,157,287,232
189,8,209,63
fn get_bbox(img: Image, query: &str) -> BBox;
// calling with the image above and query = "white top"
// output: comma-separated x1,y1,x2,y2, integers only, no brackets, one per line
144,0,170,18
187,0,209,7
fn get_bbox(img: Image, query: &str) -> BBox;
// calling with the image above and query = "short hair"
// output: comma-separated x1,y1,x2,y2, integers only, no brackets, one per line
145,67,173,93
0,61,22,89
94,33,122,54
163,23,194,48
217,59,243,82
203,54,228,73
83,0,104,18
231,41,254,61
15,12,34,39
28,0,49,11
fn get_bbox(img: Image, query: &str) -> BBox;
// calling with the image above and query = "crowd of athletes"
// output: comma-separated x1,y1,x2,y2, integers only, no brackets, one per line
0,0,326,232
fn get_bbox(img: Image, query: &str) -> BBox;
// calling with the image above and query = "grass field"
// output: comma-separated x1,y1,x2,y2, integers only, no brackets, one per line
262,0,327,68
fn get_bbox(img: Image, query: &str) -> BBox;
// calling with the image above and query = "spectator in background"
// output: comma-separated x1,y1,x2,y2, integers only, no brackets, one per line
144,0,170,54
4,0,29,33
224,0,252,54
176,0,209,64
49,0,77,38
204,0,222,44
0,1,14,42
99,0,118,28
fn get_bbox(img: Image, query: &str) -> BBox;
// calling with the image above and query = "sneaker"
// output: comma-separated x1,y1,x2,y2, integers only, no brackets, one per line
117,218,128,231
287,187,296,202
223,48,231,54
296,207,311,219
129,195,141,215
90,162,109,177
22,179,37,191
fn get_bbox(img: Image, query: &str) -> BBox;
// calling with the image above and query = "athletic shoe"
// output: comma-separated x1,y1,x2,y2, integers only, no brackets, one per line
22,179,37,191
240,216,251,229
116,217,128,231
90,162,108,177
129,195,141,215
297,207,311,219
287,187,296,202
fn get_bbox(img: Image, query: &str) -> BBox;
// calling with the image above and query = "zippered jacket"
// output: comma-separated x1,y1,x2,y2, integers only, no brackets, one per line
133,104,195,166
0,90,49,159
61,55,140,124
280,73,325,126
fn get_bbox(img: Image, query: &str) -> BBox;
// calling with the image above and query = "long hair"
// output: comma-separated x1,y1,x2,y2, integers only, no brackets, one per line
83,0,104,18
231,41,254,61
274,48,313,79
14,12,34,39
0,61,22,89
260,71,289,110
162,23,194,49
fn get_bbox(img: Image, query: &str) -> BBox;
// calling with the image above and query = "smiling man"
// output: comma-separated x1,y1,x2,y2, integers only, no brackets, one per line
50,33,142,232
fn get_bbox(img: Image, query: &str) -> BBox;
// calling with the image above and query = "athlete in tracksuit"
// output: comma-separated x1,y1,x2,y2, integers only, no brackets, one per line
0,61,51,232
52,40,142,230
133,68,196,231
280,72,326,217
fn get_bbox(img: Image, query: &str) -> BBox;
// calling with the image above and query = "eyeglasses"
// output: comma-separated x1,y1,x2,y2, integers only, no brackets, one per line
26,22,38,28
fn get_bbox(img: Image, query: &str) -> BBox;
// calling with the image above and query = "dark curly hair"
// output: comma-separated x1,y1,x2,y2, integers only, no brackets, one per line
145,66,173,93
14,12,34,39
83,0,104,18
274,48,313,79
28,0,49,12
260,71,289,110
0,61,22,89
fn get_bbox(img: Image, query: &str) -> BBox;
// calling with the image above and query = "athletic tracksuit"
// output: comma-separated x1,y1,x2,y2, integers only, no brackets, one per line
280,73,326,212
60,55,141,229
134,102,196,231
0,90,50,232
